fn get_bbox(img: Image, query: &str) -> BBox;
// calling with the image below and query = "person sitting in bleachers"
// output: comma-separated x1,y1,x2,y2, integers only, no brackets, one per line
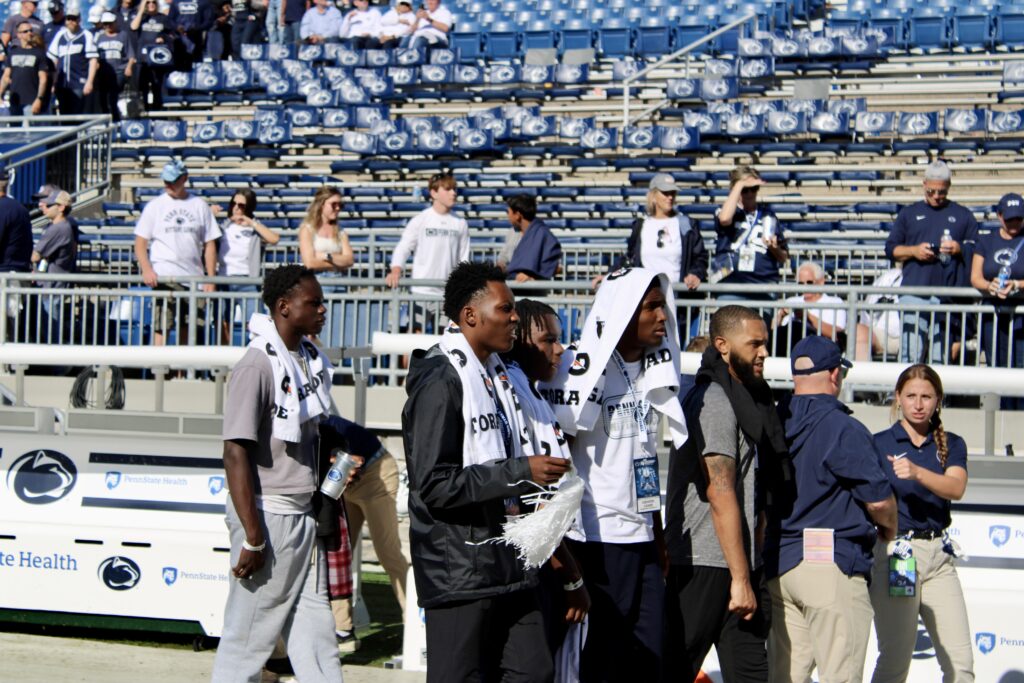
337,0,380,48
854,268,902,361
376,0,414,47
404,0,451,50
301,0,343,44
773,261,847,355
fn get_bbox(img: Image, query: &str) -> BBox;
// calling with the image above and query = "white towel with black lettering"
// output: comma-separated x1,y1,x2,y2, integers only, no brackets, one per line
438,322,529,467
247,313,332,443
542,267,688,447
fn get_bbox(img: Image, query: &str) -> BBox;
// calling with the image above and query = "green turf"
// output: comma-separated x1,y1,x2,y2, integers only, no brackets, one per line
343,570,405,667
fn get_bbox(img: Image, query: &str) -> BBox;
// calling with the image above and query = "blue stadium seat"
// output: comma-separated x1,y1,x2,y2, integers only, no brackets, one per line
597,20,635,57
523,22,559,51
673,16,711,53
867,9,908,49
559,20,595,51
485,23,520,59
995,8,1024,48
637,18,673,56
953,7,993,49
908,8,952,50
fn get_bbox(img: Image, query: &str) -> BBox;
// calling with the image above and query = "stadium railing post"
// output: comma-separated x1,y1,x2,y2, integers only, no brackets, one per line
983,392,998,456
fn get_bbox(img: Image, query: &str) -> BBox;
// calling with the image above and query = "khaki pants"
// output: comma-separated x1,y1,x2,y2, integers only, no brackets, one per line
868,537,974,683
331,452,409,631
768,561,874,683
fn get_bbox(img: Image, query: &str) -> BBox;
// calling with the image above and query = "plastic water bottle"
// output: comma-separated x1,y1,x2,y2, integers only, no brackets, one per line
37,259,48,273
411,186,423,203
998,264,1012,291
939,228,952,264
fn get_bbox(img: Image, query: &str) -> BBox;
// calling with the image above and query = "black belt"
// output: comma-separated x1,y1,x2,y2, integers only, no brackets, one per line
898,529,943,540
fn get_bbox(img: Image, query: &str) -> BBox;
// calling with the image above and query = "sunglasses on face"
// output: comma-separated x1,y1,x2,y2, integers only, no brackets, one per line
232,201,247,208
925,188,949,197
326,201,342,209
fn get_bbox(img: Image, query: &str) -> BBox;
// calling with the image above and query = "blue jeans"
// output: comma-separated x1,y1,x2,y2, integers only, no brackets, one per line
265,0,282,43
282,20,301,45
899,294,944,364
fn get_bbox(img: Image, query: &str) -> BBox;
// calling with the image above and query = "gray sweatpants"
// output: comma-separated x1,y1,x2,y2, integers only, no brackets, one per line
211,502,344,683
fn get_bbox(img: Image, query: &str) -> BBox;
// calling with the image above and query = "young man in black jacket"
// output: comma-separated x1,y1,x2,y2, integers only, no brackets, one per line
402,261,569,682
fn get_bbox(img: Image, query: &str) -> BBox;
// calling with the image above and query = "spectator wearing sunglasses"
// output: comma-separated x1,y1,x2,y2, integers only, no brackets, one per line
595,173,707,341
0,20,51,115
886,161,978,365
773,261,847,354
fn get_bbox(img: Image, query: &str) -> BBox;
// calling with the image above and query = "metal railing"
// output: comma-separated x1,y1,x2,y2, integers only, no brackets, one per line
621,13,759,128
0,115,114,214
3,274,1022,386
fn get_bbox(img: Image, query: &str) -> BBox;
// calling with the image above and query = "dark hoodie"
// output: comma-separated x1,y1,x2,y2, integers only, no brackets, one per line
764,393,892,580
401,344,538,608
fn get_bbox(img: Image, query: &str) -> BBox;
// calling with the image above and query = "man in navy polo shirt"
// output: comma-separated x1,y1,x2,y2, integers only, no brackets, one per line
504,193,561,284
0,164,33,275
886,161,977,364
766,336,897,683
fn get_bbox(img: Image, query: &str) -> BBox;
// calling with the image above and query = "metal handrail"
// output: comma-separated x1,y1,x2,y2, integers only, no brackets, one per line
621,13,758,128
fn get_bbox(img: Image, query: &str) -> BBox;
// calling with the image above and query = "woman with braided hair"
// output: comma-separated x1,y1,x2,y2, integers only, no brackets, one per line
869,364,974,683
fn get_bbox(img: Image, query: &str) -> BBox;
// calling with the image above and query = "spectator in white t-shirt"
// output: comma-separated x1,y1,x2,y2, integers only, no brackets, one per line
338,0,381,48
133,159,221,345
376,0,414,46
385,172,469,333
213,188,280,342
404,0,451,50
773,261,847,353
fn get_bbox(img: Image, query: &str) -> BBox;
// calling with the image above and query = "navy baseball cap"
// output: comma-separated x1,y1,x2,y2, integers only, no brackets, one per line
998,193,1024,220
791,335,853,376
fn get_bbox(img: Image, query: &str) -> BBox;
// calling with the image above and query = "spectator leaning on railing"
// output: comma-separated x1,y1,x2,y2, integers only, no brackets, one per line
772,261,847,354
133,160,220,346
885,160,977,365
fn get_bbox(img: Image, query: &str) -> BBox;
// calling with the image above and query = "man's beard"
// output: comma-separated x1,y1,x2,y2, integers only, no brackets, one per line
731,354,766,390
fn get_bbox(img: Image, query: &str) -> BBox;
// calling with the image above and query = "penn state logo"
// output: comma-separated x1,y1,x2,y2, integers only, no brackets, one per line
268,80,290,95
668,80,695,98
581,129,611,147
706,60,731,76
789,99,817,115
992,111,1022,133
492,65,516,82
308,89,333,106
569,352,590,376
366,78,388,95
392,68,414,85
6,450,78,504
738,38,764,56
339,50,360,66
523,117,550,136
360,108,383,125
397,48,421,65
291,109,313,126
98,556,141,591
371,119,397,135
449,349,467,367
226,71,247,88
148,45,172,65
842,36,869,53
740,60,767,78
341,83,368,103
325,110,349,127
162,567,178,586
812,113,841,132
422,65,446,82
432,49,454,64
298,44,322,61
105,472,122,490
773,37,799,56
771,112,798,133
155,121,180,139
194,124,218,142
457,65,481,81
241,44,262,60
421,132,445,149
347,133,374,151
691,114,715,133
167,71,190,88
831,100,859,116
198,72,218,89
990,524,1011,548
561,118,589,137
462,130,487,148
947,110,978,132
260,126,286,143
208,476,225,495
384,133,410,150
859,112,889,132
902,113,932,135
728,114,758,135
366,50,389,66
125,121,146,138
626,128,653,147
408,118,432,134
808,36,835,54
523,65,548,84
975,632,996,655
229,121,253,138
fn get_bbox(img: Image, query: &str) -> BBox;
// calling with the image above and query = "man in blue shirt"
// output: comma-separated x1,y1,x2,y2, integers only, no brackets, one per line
885,161,978,364
0,164,32,273
504,193,561,284
767,336,897,683
300,0,342,44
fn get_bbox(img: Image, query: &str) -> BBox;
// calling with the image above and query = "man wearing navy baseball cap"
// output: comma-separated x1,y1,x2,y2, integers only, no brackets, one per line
764,334,896,683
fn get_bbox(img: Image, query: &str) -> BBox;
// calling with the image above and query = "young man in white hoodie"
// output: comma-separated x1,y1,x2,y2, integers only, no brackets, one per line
386,172,470,332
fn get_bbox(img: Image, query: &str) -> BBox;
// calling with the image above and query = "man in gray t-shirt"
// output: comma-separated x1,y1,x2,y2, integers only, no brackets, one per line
663,305,773,683
211,265,342,683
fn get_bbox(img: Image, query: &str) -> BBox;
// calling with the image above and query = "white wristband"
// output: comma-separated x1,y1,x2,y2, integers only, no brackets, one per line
563,577,584,592
242,539,266,552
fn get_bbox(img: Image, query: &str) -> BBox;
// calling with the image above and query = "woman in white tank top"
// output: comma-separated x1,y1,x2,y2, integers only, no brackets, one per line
298,187,354,346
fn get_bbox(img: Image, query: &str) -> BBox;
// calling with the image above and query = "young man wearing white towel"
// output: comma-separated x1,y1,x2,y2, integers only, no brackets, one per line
542,266,689,681
403,261,570,682
212,265,343,683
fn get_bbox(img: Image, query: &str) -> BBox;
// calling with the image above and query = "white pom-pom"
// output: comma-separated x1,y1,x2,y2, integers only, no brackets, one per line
497,470,585,569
